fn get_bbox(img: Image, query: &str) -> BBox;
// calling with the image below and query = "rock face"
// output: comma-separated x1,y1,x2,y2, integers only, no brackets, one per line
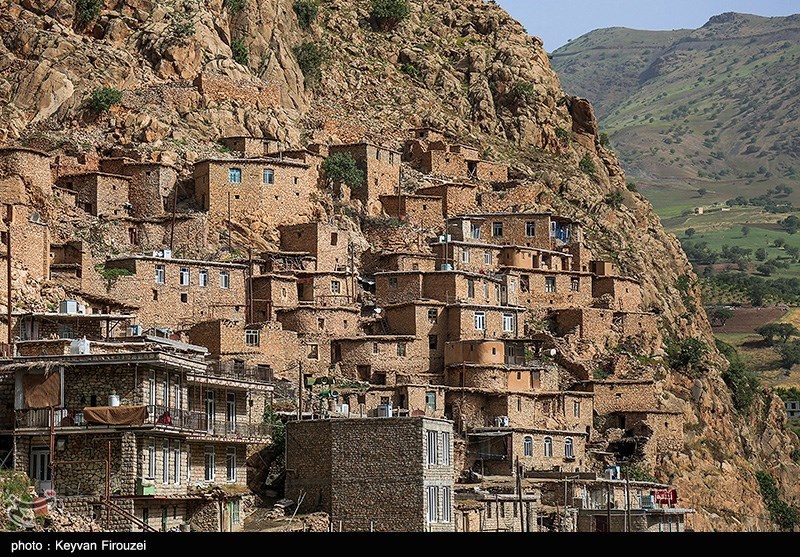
0,0,798,531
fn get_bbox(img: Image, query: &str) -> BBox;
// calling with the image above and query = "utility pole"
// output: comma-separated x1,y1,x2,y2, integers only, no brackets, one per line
4,204,12,354
606,482,612,533
247,248,254,323
297,362,303,420
169,184,178,252
516,458,525,532
227,192,232,252
625,476,631,532
105,440,111,529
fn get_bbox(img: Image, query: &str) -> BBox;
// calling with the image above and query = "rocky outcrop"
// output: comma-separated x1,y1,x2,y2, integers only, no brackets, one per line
0,0,798,531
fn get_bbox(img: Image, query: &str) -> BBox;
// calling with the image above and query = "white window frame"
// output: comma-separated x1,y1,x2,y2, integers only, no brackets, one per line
226,447,237,483
172,441,180,485
204,446,215,482
545,276,556,293
526,221,536,237
219,270,230,289
229,168,242,184
484,251,492,265
565,438,574,459
502,313,514,333
441,432,450,466
427,485,439,524
147,439,156,479
544,436,553,457
162,440,170,484
574,401,581,418
199,269,209,287
155,264,165,284
226,392,236,434
245,329,260,346
523,436,533,457
571,278,580,292
461,249,470,264
179,267,190,286
441,487,452,523
471,223,481,239
492,222,504,237
331,280,341,295
263,168,275,185
474,311,486,331
426,430,438,465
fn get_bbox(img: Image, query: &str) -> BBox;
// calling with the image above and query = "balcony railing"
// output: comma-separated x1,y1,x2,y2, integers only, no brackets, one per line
15,405,271,439
199,361,274,384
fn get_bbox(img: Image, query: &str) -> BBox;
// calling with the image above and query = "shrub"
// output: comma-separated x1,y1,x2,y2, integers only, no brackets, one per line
400,63,422,81
293,0,319,30
579,154,596,176
604,190,624,210
621,463,657,483
665,337,708,376
87,87,123,113
716,339,759,412
555,127,571,143
755,323,798,346
322,153,365,189
263,405,285,452
626,180,638,192
780,340,800,368
231,39,249,66
756,471,800,530
223,0,245,14
511,81,535,104
685,228,695,238
292,42,328,87
708,306,732,326
599,132,610,146
75,0,104,25
370,0,410,31
95,264,133,287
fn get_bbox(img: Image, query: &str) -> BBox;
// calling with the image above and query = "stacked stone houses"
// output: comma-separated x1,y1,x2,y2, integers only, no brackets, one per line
0,128,691,532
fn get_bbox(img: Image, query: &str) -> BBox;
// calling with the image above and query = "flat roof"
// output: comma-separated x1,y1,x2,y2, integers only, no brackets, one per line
105,255,247,269
221,135,278,141
379,194,443,201
3,350,207,371
0,146,50,157
195,157,309,169
333,335,417,342
329,142,402,154
374,269,503,282
450,212,580,223
430,239,573,257
416,182,477,190
56,171,131,181
13,312,134,320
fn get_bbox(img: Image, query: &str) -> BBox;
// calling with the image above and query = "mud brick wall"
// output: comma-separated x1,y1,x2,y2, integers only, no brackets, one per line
104,258,247,330
279,222,350,273
592,277,643,312
415,184,477,218
375,272,423,305
112,162,177,218
376,253,437,272
380,195,444,230
328,144,401,214
590,381,658,414
193,159,318,230
220,137,280,158
0,371,14,428
0,205,50,282
250,274,298,317
0,149,52,204
475,161,508,182
553,308,614,341
421,272,502,305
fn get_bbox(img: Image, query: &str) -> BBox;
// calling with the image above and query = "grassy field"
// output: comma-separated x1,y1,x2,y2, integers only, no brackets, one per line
716,332,799,389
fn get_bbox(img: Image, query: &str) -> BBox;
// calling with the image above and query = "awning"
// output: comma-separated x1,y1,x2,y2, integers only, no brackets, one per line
22,371,61,408
83,405,148,425
467,430,512,438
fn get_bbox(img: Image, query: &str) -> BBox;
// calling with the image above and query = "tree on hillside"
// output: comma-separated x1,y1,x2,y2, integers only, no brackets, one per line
709,306,733,327
755,247,767,261
322,153,364,190
756,323,799,346
741,225,751,237
779,340,800,369
697,188,708,197
780,215,800,235
685,228,696,238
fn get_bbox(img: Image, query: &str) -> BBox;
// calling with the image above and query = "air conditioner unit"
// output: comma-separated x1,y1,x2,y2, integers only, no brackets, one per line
376,404,393,418
129,324,142,336
59,300,79,314
152,249,173,259
494,416,510,427
604,466,621,480
339,403,350,417
439,263,453,271
438,235,446,243
70,338,90,355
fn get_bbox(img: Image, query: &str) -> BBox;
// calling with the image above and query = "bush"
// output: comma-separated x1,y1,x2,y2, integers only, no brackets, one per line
87,87,123,113
755,323,798,345
665,337,708,376
293,0,319,30
555,127,571,144
511,81,535,104
599,132,610,146
263,405,285,452
626,181,638,192
370,0,410,31
621,463,657,483
95,264,133,287
75,0,104,25
400,63,422,81
756,471,800,530
579,154,596,176
322,153,365,189
716,339,759,412
708,306,732,326
231,39,249,66
685,228,695,238
604,190,624,210
292,42,328,87
223,0,245,14
780,340,800,368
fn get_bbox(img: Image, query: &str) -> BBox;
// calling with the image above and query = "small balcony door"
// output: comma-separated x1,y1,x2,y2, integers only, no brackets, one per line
226,393,236,434
205,391,215,433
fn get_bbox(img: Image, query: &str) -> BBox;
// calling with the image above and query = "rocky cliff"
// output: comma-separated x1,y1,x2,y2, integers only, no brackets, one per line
1,0,799,530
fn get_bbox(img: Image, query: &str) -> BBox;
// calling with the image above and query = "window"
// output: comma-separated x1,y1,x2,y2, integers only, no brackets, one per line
523,436,533,457
229,168,242,183
376,149,381,161
331,280,341,294
503,313,514,333
428,335,437,350
474,311,486,331
179,267,189,286
471,223,481,239
204,446,215,481
199,269,209,287
263,169,274,184
219,270,230,289
245,329,260,346
205,390,215,432
427,486,439,523
172,442,180,484
467,279,475,298
397,342,407,357
545,276,556,293
29,448,51,482
442,487,451,523
180,293,188,303
142,508,149,530
426,430,438,465
372,342,379,354
155,265,165,284
461,249,470,263
573,401,581,418
526,221,536,237
571,278,580,292
330,232,338,246
427,308,438,322
484,251,492,265
318,318,326,330
227,393,236,433
441,432,450,465
293,176,299,185
231,500,240,525
148,372,156,405
492,222,504,237
388,277,398,289
308,344,319,360
565,438,574,459
544,437,553,457
57,324,74,339
162,441,169,484
425,391,436,412
129,227,139,245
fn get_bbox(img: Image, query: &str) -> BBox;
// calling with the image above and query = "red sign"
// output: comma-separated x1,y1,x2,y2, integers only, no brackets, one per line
653,489,677,505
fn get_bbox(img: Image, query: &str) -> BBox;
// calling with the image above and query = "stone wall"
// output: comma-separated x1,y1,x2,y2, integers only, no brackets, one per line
592,277,643,312
379,195,444,230
587,381,659,414
328,144,401,215
99,160,178,218
279,222,350,273
416,183,477,218
0,148,52,205
0,204,50,283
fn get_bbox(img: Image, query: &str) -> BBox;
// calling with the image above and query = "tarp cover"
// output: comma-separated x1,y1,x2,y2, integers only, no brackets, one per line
22,372,61,408
83,405,148,425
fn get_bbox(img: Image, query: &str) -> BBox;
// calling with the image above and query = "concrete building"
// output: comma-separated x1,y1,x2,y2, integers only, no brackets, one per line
285,417,455,532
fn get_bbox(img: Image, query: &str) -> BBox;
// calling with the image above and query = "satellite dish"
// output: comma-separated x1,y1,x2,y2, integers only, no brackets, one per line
29,212,41,223
374,308,382,315
548,349,557,357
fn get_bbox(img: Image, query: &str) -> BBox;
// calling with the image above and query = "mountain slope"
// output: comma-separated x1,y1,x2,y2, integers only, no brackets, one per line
1,0,799,531
552,13,800,210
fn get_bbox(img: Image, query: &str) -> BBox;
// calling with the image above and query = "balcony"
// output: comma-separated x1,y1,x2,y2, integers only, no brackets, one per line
15,405,271,440
196,361,274,384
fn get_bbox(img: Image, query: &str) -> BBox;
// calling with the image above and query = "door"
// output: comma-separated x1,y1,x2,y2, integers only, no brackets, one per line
594,515,609,532
226,393,236,433
205,390,215,433
30,448,51,491
161,507,168,532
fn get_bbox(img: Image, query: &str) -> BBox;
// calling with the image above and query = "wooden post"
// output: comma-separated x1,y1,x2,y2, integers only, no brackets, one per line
516,458,525,532
625,476,631,532
169,184,178,252
106,440,111,529
606,482,612,532
4,204,12,353
227,192,232,252
297,362,303,420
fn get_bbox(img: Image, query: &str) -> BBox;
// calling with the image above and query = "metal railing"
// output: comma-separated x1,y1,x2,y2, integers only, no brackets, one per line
15,406,271,439
200,361,274,383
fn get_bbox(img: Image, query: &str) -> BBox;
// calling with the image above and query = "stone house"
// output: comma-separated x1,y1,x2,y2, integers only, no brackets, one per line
327,143,401,214
416,182,478,218
379,194,444,230
55,172,131,218
0,147,52,204
219,136,281,158
99,159,179,218
330,334,429,383
0,204,50,283
374,270,509,307
278,222,350,273
592,275,644,312
193,157,318,229
371,251,437,272
49,241,90,289
454,489,540,532
285,417,455,532
101,255,247,332
4,335,272,531
431,239,504,274
446,213,581,250
249,273,299,321
402,129,508,183
12,310,134,342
